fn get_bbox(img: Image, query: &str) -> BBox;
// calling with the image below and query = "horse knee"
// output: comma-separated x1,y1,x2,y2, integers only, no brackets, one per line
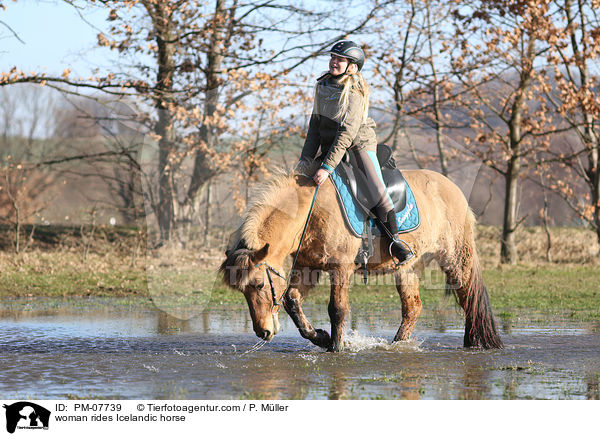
283,288,301,310
398,285,422,318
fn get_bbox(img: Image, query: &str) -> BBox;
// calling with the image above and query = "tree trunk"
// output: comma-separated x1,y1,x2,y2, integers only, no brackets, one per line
426,0,448,177
185,0,230,206
203,180,212,244
500,33,536,264
500,110,524,264
593,169,600,248
585,118,600,248
157,116,175,242
501,155,520,264
149,1,177,242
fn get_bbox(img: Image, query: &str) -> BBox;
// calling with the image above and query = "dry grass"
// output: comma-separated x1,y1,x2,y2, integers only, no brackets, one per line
4,223,597,266
476,225,600,268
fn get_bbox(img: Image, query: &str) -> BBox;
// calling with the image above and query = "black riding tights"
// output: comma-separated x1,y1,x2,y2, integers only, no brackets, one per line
351,148,398,234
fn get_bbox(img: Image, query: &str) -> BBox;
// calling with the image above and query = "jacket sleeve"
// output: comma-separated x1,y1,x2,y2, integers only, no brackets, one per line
300,110,320,162
321,91,364,172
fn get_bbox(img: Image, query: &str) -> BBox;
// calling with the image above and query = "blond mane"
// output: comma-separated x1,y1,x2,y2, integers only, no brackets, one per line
239,169,299,250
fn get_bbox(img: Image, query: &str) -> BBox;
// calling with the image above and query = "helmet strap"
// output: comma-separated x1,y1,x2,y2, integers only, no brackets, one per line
331,62,353,80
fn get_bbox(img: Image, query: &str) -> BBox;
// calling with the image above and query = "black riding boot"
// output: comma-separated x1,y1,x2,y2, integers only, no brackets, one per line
384,210,414,265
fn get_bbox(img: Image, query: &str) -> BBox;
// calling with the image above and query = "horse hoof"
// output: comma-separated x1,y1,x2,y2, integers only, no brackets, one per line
327,342,344,352
314,329,331,349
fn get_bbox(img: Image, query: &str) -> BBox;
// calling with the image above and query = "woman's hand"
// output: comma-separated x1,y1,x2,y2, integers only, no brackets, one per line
313,168,330,186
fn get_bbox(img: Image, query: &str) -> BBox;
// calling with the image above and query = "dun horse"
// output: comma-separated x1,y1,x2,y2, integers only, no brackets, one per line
220,168,503,352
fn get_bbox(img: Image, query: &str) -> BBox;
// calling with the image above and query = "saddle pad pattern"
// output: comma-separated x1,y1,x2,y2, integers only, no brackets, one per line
330,168,420,238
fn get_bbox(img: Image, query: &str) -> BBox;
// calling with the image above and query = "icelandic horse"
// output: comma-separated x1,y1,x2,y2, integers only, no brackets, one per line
220,167,503,352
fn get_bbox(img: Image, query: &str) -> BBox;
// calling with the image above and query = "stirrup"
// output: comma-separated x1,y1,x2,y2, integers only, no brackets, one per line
389,238,415,266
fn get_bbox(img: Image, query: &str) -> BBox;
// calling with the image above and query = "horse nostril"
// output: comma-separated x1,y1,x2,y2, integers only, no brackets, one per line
259,330,271,340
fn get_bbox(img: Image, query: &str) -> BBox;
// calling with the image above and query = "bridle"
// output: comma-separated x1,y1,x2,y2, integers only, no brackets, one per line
253,261,286,316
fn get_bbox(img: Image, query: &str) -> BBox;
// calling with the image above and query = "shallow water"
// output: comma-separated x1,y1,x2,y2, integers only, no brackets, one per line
0,301,598,400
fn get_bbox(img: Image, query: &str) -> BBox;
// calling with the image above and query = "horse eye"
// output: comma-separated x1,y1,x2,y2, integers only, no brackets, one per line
256,282,265,290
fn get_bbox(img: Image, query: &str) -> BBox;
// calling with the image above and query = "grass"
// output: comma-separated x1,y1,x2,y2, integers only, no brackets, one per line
484,265,600,316
0,224,599,320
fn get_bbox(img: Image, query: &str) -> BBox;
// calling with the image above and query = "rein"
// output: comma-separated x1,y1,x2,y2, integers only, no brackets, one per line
253,184,320,317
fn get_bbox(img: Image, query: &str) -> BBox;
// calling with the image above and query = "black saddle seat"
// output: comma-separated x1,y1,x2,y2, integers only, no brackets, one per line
337,144,407,215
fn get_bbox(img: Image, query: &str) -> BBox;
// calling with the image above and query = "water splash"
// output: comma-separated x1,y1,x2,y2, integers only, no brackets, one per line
298,353,319,363
143,364,159,373
343,330,422,352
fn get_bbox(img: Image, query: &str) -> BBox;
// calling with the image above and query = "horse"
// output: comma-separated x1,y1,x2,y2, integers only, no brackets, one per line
220,166,503,352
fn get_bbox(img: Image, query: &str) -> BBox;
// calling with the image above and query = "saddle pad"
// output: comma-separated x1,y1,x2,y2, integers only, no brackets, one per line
330,168,420,238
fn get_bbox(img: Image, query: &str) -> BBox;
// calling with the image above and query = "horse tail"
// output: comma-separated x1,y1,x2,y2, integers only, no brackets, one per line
461,212,503,349
463,254,503,349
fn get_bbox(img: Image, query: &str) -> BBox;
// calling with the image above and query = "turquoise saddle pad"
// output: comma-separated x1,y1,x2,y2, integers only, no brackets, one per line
330,168,420,238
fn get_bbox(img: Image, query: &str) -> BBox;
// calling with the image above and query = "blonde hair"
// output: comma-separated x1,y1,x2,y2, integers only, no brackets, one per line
320,69,371,123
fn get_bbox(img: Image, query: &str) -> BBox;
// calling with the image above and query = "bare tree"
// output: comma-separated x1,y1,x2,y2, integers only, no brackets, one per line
451,0,560,264
0,85,63,251
540,0,600,247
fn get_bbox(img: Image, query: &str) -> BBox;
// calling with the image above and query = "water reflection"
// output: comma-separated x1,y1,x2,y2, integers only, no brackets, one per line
586,373,600,400
157,311,191,334
0,302,598,400
456,357,493,400
327,366,350,400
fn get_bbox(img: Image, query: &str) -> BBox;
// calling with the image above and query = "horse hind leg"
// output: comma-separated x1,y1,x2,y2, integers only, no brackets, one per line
393,268,423,342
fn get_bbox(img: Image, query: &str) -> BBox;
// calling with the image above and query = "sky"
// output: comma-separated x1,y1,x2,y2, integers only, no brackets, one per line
1,1,340,80
1,1,116,77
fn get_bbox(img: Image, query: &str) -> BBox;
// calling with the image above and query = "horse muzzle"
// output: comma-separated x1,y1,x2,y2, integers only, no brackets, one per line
254,313,280,341
256,329,275,341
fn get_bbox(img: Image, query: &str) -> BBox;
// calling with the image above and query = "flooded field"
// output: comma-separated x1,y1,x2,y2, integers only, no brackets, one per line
0,300,598,400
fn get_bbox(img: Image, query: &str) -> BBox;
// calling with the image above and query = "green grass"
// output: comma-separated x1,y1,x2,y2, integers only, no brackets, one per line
1,259,599,320
483,265,600,320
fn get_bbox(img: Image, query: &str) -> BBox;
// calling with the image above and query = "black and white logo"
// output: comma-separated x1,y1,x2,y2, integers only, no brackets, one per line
3,402,50,434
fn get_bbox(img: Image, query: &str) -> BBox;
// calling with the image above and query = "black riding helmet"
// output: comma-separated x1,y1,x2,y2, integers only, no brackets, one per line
328,40,365,71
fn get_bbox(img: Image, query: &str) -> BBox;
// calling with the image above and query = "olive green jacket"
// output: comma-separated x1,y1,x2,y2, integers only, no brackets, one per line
300,75,377,173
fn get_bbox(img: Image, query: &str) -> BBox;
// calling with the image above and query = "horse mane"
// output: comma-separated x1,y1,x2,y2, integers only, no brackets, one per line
239,168,298,250
220,168,299,290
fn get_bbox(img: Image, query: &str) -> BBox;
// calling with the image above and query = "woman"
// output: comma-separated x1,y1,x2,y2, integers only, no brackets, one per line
299,40,414,265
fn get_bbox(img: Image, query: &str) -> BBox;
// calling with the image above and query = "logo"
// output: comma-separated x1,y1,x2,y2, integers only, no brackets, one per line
397,203,414,228
3,402,50,434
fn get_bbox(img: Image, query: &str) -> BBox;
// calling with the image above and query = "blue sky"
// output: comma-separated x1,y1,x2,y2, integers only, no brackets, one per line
1,1,115,76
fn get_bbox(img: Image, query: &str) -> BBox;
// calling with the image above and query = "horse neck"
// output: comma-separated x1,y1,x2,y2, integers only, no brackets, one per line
254,181,315,265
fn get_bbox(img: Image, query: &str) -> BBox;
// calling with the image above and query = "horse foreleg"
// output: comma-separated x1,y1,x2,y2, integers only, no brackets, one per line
328,269,351,352
283,286,331,349
393,269,422,342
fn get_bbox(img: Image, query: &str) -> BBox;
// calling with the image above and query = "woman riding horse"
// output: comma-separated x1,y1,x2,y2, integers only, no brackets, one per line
299,40,413,265
220,40,503,353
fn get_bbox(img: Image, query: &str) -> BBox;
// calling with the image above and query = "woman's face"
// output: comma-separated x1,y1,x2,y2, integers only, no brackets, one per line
329,54,350,76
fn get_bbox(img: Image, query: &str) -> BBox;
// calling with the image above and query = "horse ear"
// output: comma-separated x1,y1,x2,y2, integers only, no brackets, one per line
251,243,269,263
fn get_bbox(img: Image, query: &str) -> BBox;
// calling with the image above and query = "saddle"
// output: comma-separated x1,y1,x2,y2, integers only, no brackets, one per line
337,144,407,215
329,144,420,282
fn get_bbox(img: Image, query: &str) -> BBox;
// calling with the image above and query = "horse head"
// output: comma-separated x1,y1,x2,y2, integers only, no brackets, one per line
220,239,283,341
